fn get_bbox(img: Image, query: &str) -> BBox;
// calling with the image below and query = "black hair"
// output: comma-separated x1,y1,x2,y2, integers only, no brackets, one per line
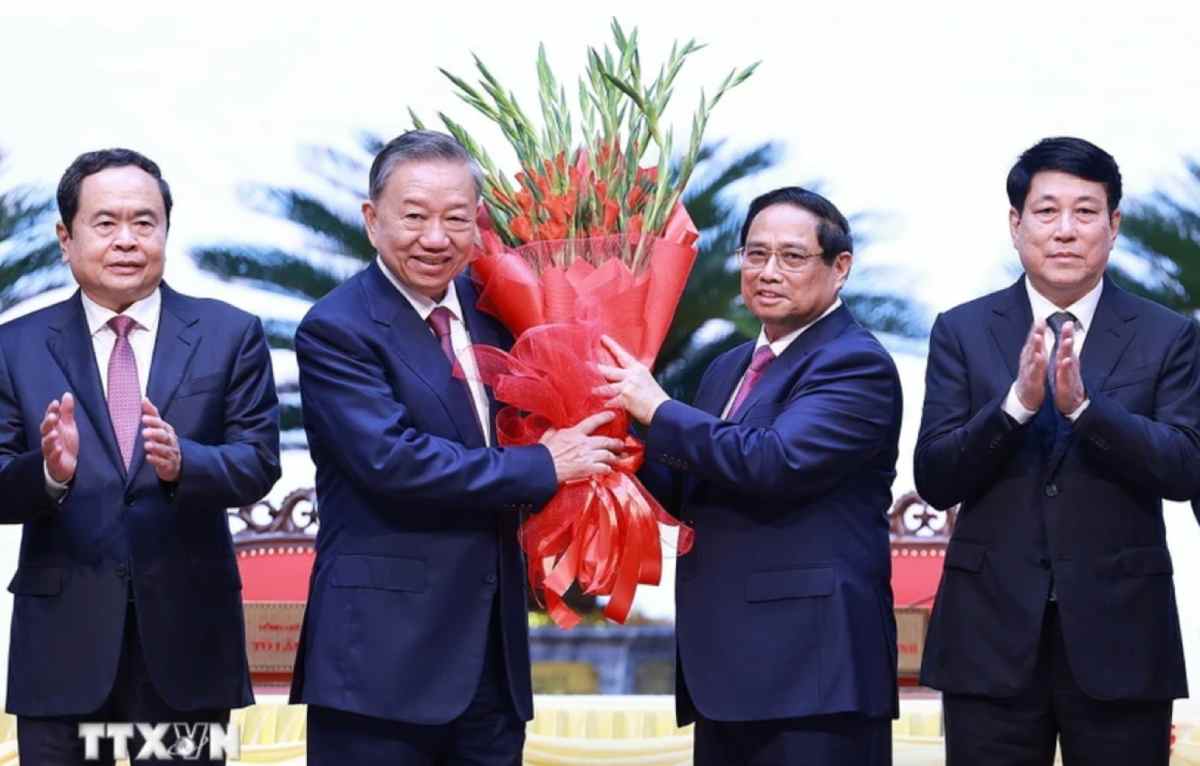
57,148,173,234
1006,136,1122,214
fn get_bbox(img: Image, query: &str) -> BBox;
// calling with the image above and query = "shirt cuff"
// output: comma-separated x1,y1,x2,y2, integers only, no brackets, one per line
44,460,70,500
1066,398,1090,422
1002,383,1037,424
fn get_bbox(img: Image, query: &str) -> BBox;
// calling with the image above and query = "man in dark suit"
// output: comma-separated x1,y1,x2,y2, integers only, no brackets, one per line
600,187,902,765
916,136,1200,765
0,148,281,763
289,131,621,766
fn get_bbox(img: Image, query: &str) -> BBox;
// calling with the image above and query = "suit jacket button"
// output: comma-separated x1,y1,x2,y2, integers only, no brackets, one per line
1045,483,1059,497
124,494,135,506
989,435,1002,449
115,564,129,579
484,573,497,584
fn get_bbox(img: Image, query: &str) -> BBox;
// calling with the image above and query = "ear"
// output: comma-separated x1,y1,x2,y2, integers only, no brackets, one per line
1109,208,1122,243
1008,207,1021,247
833,252,853,289
361,200,379,250
55,221,70,261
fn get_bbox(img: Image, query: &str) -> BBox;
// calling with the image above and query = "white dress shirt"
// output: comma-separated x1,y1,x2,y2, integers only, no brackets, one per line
377,257,492,446
722,298,843,419
1001,278,1102,424
45,288,163,491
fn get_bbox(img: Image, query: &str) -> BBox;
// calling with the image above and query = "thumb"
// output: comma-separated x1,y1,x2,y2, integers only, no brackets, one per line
141,397,160,417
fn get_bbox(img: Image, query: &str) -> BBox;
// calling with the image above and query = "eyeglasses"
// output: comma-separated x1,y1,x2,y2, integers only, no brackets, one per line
734,246,824,272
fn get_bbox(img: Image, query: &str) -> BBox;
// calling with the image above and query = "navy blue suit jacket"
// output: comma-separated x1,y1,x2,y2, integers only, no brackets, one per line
643,305,902,725
289,263,558,725
0,284,280,716
916,276,1200,700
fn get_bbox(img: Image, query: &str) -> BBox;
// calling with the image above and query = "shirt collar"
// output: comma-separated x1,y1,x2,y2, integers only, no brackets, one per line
80,287,162,337
754,298,843,357
1024,277,1102,333
376,255,464,322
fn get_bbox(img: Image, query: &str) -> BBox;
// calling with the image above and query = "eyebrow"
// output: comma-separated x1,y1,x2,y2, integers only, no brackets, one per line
91,208,160,221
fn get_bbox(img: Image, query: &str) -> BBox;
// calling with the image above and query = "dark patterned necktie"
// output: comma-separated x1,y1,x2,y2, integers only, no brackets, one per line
1046,311,1078,396
107,315,141,470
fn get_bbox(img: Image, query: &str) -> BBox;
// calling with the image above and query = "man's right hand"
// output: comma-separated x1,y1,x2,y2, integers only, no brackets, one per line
540,410,623,484
41,392,79,485
1015,319,1049,411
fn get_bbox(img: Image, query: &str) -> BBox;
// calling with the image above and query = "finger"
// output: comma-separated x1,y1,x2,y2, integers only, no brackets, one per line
141,398,160,418
603,396,625,410
595,363,626,382
572,410,617,434
600,335,638,366
592,383,620,399
41,410,59,437
60,392,75,423
42,432,58,454
140,414,168,431
142,427,171,445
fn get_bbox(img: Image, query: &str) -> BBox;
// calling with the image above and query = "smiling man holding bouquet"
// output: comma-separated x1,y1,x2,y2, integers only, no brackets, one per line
289,130,622,766
601,187,902,765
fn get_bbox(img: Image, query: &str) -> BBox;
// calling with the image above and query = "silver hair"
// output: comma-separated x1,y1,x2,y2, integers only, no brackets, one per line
367,130,484,201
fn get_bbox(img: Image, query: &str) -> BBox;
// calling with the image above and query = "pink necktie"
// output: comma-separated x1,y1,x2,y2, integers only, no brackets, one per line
427,307,484,439
107,315,141,470
728,346,776,418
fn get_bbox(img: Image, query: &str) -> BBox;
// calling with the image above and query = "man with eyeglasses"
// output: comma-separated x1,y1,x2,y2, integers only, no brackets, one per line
599,186,902,765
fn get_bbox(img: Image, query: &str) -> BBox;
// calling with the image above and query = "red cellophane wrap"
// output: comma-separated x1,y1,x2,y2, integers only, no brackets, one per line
465,204,699,628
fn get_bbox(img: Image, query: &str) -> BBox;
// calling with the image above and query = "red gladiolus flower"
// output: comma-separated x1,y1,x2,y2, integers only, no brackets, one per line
511,215,534,242
603,199,620,232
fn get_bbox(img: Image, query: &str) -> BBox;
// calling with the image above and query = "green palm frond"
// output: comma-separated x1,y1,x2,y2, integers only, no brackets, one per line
192,246,341,303
1114,158,1200,315
0,153,63,312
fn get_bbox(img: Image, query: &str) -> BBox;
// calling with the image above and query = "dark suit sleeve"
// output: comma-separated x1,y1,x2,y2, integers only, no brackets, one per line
0,340,56,523
913,313,1026,510
295,314,558,508
175,317,282,509
643,343,898,502
1070,318,1200,501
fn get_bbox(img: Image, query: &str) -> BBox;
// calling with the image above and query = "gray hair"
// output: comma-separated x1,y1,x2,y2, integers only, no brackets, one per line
368,130,484,201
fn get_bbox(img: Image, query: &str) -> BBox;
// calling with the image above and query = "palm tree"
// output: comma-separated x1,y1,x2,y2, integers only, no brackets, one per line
0,150,65,312
1108,158,1200,314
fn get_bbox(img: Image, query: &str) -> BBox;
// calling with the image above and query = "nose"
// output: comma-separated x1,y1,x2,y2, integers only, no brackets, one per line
758,252,783,280
1053,211,1077,240
419,219,450,249
113,223,137,250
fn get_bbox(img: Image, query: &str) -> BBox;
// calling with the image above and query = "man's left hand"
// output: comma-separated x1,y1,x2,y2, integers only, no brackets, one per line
595,335,671,426
1053,321,1087,416
142,398,182,482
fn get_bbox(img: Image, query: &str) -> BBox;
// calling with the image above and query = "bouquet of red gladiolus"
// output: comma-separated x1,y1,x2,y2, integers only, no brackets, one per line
415,20,757,627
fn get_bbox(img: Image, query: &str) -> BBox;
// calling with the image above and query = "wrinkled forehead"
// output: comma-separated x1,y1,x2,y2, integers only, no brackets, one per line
77,165,167,214
1024,171,1111,211
745,203,822,244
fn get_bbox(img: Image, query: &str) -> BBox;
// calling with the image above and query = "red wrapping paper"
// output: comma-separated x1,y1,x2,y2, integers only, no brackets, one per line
464,204,700,627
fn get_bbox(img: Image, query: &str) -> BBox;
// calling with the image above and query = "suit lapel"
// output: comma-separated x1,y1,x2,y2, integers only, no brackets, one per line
732,305,855,423
457,272,504,443
1078,277,1136,394
131,284,201,486
988,278,1033,380
365,263,486,448
45,293,125,477
697,343,752,418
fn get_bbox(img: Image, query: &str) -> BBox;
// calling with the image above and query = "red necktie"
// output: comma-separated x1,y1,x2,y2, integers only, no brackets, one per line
728,345,776,419
426,307,484,440
107,315,141,469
